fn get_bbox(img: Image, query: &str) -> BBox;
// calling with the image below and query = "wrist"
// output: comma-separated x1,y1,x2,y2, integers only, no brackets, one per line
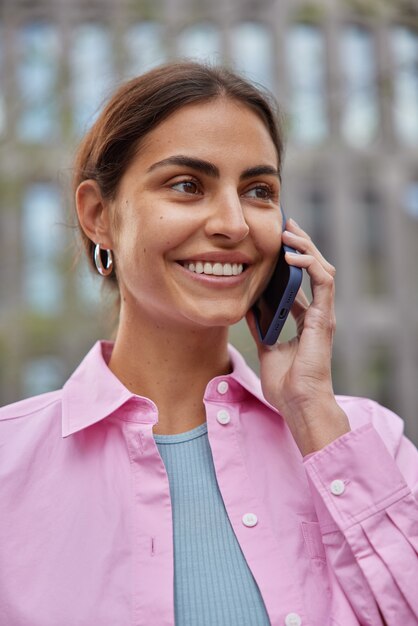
284,397,351,457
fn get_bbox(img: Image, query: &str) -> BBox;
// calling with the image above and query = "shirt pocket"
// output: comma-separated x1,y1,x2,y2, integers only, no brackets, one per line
300,520,336,624
301,520,326,563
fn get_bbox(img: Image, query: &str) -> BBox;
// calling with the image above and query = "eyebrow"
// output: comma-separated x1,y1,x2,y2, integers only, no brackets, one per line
147,155,280,181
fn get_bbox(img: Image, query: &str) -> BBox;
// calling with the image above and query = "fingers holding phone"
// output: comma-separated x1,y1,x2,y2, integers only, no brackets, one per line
251,209,303,346
281,218,336,343
251,209,336,348
246,216,340,429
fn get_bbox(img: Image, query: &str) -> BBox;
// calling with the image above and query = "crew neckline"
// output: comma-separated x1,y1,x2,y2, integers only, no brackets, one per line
153,421,208,444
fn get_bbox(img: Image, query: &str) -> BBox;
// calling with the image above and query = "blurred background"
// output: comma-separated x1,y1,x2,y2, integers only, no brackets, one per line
0,0,417,442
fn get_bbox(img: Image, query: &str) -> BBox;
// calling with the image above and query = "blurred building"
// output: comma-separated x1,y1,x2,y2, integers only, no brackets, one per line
0,0,417,441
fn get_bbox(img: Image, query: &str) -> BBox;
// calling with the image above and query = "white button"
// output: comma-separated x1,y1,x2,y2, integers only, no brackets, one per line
217,409,230,425
285,612,302,626
330,479,345,496
217,381,229,395
242,513,258,527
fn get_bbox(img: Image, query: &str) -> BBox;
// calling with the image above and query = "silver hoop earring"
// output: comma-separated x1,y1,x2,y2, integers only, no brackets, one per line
94,243,113,277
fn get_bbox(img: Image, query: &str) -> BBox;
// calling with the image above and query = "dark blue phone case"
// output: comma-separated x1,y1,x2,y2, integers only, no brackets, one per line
252,208,303,345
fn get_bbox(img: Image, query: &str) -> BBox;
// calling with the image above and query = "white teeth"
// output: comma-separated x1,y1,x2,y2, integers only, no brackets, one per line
183,261,245,276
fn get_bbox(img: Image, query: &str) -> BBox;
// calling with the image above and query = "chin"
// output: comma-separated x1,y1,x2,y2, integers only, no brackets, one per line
189,309,248,329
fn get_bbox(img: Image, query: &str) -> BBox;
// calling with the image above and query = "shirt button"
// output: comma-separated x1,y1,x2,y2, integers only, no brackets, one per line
330,479,345,496
242,513,258,527
217,380,229,395
217,409,231,425
284,613,302,626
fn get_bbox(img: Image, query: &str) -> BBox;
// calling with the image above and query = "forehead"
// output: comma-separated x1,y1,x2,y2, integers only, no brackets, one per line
133,97,279,171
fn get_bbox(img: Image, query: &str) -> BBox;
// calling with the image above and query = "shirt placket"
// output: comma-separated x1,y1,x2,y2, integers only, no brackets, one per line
205,385,309,626
122,414,175,626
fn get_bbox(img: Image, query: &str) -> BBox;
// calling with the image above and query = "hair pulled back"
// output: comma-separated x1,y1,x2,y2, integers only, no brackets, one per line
73,61,285,286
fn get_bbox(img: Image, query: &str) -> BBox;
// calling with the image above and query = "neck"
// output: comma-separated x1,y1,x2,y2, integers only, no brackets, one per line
108,305,231,435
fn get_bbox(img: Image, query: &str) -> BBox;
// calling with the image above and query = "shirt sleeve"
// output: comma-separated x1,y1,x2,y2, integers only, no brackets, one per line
303,407,418,626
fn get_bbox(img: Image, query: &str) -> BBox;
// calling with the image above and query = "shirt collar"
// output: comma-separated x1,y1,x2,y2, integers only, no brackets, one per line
62,340,277,438
222,343,277,412
62,341,136,437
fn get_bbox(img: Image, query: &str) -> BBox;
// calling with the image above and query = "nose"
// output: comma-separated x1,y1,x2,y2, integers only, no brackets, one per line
204,189,250,243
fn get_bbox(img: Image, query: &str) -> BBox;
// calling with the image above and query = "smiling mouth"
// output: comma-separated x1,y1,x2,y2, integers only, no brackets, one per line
178,261,247,276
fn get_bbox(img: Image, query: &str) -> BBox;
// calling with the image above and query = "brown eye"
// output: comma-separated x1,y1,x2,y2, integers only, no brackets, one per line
171,180,201,195
244,185,274,201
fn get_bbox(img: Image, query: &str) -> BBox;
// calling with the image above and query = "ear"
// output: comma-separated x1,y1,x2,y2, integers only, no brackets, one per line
75,180,114,248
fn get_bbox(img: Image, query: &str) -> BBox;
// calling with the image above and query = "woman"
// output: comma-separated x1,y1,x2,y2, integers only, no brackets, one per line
1,62,417,626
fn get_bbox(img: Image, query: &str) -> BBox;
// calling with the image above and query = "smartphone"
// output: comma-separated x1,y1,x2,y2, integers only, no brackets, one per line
252,211,303,345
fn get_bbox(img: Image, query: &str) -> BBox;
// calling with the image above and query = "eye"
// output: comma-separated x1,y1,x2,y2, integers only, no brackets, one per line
244,184,275,201
171,179,201,195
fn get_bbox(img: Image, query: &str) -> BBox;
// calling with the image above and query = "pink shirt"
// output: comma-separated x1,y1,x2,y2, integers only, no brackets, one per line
1,340,417,626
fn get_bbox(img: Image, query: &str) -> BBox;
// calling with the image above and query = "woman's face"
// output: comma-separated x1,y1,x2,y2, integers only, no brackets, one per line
109,97,282,331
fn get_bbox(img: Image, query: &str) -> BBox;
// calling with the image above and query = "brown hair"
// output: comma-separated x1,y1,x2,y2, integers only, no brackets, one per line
73,60,285,288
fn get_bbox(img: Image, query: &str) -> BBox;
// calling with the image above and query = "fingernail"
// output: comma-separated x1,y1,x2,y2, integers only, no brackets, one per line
289,218,299,227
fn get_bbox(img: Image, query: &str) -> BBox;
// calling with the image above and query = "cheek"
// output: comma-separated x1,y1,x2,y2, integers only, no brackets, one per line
151,211,202,255
250,215,282,258
116,211,187,268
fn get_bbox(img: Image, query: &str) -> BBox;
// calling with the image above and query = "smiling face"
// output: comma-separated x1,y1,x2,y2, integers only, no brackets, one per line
107,97,283,331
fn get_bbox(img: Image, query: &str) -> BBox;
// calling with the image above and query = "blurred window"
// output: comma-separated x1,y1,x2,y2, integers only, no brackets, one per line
304,188,332,261
392,26,418,145
16,22,59,142
125,22,166,77
404,180,418,220
230,22,274,91
340,25,379,147
76,260,102,308
70,23,114,134
22,355,64,397
358,189,386,296
22,183,64,314
364,344,393,410
286,23,328,144
0,24,5,137
177,22,221,63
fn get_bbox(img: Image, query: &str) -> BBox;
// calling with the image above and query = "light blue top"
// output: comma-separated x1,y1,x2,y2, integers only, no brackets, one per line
154,422,271,626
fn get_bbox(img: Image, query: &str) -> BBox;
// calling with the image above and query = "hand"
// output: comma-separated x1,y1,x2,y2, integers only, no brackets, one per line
246,218,350,456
